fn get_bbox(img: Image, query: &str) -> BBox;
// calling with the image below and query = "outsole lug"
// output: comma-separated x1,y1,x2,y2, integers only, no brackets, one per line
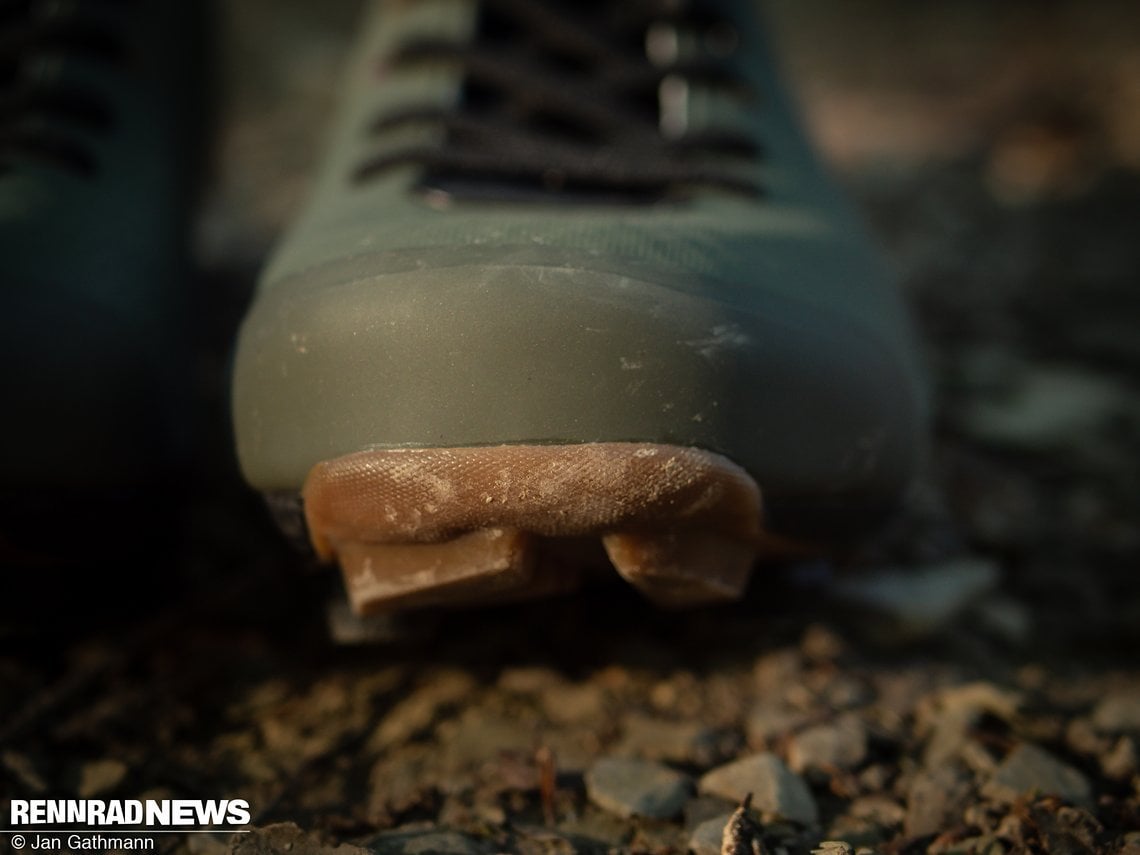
603,530,756,607
302,443,763,613
339,528,534,614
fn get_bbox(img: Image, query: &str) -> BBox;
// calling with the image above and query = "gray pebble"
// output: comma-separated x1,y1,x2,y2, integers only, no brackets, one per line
614,714,724,767
437,708,537,769
496,666,564,694
746,705,809,747
969,595,1033,646
981,743,1092,807
368,670,477,752
920,683,1023,769
699,753,819,826
77,759,128,798
904,766,972,837
1092,691,1140,734
925,682,1023,723
828,559,999,639
957,365,1133,450
847,795,906,828
585,756,692,819
1067,717,1110,755
823,676,876,711
366,829,487,855
540,682,605,725
788,714,868,774
812,843,854,855
689,814,732,855
1101,736,1138,780
1,751,47,794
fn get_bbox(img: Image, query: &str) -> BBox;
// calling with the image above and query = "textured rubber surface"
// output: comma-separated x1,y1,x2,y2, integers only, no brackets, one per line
302,443,764,614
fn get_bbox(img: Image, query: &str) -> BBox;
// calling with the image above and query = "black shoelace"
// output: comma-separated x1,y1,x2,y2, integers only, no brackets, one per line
355,0,763,202
0,0,129,177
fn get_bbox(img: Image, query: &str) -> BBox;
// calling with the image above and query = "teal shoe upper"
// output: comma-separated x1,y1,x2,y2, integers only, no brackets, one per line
0,0,209,488
233,0,929,533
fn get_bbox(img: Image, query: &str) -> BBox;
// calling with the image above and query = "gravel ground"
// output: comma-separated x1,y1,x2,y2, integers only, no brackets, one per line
2,2,1139,854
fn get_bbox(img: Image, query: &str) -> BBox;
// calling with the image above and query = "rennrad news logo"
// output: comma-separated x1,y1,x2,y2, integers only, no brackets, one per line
10,799,251,827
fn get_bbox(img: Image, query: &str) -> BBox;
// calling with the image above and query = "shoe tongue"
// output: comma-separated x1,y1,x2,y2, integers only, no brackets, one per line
353,0,761,203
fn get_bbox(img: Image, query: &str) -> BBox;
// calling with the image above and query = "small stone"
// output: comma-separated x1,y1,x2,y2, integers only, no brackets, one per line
812,842,854,855
1091,691,1140,733
858,765,891,793
788,714,868,774
950,344,1025,396
689,814,732,855
1101,736,1138,780
827,811,895,849
614,714,724,767
982,744,1092,807
922,707,977,769
368,670,477,752
78,758,128,797
699,753,819,826
823,676,875,711
367,745,439,818
585,757,692,819
497,666,564,694
968,596,1032,646
1066,717,1110,756
753,651,804,693
746,705,809,747
438,708,537,771
925,682,1023,723
2,751,47,793
829,558,999,639
848,795,905,828
904,766,972,837
920,682,1023,768
541,682,605,725
801,624,848,661
958,365,1132,450
555,810,629,849
959,741,999,776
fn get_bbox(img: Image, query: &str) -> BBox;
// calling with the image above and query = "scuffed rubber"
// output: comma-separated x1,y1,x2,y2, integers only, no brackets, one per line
302,443,764,614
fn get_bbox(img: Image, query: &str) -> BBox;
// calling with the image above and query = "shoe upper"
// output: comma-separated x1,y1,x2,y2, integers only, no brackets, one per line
0,0,208,488
234,0,929,534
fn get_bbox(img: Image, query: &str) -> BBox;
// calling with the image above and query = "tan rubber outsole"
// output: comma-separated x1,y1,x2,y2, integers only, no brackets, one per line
302,443,766,614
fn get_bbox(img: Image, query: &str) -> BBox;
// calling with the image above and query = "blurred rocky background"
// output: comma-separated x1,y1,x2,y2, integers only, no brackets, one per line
2,2,1138,854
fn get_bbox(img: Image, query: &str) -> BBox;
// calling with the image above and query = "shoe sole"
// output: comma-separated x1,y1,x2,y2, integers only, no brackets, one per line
300,442,768,614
